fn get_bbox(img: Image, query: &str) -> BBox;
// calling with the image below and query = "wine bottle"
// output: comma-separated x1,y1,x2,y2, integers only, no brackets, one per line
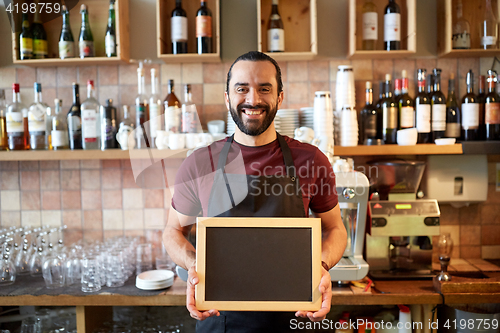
384,0,401,51
79,4,95,58
32,2,48,59
135,67,150,149
81,80,100,149
59,5,75,59
431,69,446,140
67,83,82,150
52,99,69,150
415,69,431,143
149,68,163,148
171,0,188,54
196,0,212,54
480,0,498,50
360,81,378,144
0,90,7,150
105,0,117,57
164,79,181,133
28,83,48,150
381,74,398,144
485,70,500,140
452,0,471,49
267,0,285,52
362,0,378,50
101,99,118,149
398,70,414,129
477,75,486,140
375,81,386,139
6,84,28,150
445,73,461,139
461,70,479,141
394,78,402,103
19,13,33,60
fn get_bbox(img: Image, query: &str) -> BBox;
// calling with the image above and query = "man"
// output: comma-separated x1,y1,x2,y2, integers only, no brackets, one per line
163,51,347,332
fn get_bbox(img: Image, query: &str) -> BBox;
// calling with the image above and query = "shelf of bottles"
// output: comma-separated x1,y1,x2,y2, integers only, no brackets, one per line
156,0,220,63
11,0,130,66
438,0,500,57
348,0,416,59
256,0,317,61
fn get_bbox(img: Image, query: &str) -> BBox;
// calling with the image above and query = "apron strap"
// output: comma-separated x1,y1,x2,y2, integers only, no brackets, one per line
276,133,296,180
216,135,236,208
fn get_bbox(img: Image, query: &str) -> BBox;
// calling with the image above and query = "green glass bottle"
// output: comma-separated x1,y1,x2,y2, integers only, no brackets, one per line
19,13,33,60
78,4,94,58
59,5,75,59
32,3,48,59
105,0,117,57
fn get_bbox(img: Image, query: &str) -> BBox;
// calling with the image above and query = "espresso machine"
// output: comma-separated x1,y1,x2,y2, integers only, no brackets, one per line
365,160,440,279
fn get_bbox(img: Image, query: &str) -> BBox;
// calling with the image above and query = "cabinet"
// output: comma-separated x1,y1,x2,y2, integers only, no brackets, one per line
256,0,317,61
156,0,220,63
11,0,130,66
347,0,416,59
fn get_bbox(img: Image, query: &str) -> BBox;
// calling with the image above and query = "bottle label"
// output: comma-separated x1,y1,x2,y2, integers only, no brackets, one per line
452,32,471,49
382,105,398,129
79,40,94,57
384,13,401,42
28,110,46,133
171,16,188,42
481,36,497,46
6,112,24,133
105,35,116,56
196,15,212,38
486,102,500,125
362,12,378,41
149,103,160,138
165,105,181,132
59,41,75,58
400,106,415,128
365,114,377,138
20,37,33,55
82,109,97,142
182,104,199,133
461,103,479,129
51,130,68,147
445,123,461,138
267,28,285,52
102,118,115,142
416,104,431,133
33,39,48,57
432,104,446,131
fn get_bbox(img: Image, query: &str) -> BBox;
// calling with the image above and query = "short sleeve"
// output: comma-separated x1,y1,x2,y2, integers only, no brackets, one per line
308,150,338,213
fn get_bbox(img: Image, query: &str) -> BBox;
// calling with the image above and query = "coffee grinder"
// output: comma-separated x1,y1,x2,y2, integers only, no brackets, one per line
365,160,440,279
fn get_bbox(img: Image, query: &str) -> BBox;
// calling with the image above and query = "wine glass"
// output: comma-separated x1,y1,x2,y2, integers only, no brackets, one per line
436,233,454,281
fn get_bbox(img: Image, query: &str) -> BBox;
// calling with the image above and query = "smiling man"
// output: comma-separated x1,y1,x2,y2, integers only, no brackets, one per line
163,51,347,333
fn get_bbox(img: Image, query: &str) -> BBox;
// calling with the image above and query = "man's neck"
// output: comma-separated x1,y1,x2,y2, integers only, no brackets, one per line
233,124,277,147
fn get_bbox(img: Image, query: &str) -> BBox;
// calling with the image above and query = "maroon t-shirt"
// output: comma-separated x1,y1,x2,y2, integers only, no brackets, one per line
172,136,338,217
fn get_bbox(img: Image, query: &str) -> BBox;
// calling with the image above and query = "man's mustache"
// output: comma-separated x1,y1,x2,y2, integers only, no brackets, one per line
237,104,270,112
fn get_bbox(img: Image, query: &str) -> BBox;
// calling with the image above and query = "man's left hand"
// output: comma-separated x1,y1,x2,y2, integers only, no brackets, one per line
295,267,332,322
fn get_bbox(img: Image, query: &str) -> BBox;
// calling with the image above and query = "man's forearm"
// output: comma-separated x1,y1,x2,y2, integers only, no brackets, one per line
163,225,197,270
321,227,347,270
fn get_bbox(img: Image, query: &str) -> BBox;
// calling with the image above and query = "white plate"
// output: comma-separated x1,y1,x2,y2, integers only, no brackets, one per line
435,138,456,145
137,269,175,282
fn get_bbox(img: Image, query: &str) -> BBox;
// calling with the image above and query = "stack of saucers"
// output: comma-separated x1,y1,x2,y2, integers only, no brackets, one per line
276,109,299,137
227,111,235,135
299,107,314,128
136,270,174,290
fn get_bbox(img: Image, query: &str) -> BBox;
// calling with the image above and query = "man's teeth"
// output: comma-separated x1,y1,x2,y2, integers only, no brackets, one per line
244,110,262,115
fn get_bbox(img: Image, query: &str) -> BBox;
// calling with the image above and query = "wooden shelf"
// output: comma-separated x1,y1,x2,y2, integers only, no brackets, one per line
156,0,220,63
11,0,130,66
348,0,416,59
438,48,500,58
257,0,317,61
333,144,463,156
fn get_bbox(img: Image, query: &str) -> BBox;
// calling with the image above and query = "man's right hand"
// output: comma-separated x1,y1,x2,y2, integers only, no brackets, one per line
186,265,220,321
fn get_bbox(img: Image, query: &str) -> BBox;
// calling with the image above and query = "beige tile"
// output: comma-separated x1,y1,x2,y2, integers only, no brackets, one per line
17,67,37,88
373,59,394,81
1,170,19,190
61,190,81,209
41,210,62,227
20,171,40,191
102,169,122,190
103,209,124,230
416,59,438,72
1,190,20,211
104,230,124,239
19,162,39,171
60,160,80,170
203,105,226,125
1,211,21,228
164,189,173,208
83,210,103,230
57,67,78,87
440,225,460,246
288,61,309,83
481,204,500,224
83,230,103,242
119,85,137,106
482,245,500,259
276,61,287,83
19,87,34,106
62,210,82,229
482,225,500,245
308,82,330,106
118,64,137,85
102,160,121,169
460,246,481,259
42,191,61,210
124,209,144,230
123,188,143,209
144,209,165,229
56,87,73,109
21,211,41,227
103,190,122,209
145,189,164,208
458,58,480,81
203,63,225,83
479,57,493,77
40,170,60,190
161,63,182,86
459,204,481,225
80,160,101,169
81,170,101,190
203,83,225,105
0,67,16,88
308,61,330,82
39,161,59,170
439,204,459,225
351,59,373,81
21,191,41,210
487,184,500,204
98,65,119,86
460,225,481,246
42,88,57,106
98,85,119,106
288,82,309,105
78,66,98,86
182,63,203,84
61,170,81,190
329,60,352,81
36,67,57,88
65,230,83,245
0,162,19,171
190,84,203,106
82,190,102,210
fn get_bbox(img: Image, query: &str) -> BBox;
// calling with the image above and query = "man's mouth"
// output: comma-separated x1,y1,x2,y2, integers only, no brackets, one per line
242,109,264,115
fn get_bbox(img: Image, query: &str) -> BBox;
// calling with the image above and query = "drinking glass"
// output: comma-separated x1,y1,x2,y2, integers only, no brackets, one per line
42,255,65,289
20,317,41,333
136,244,153,274
106,251,125,287
81,257,101,293
65,253,81,286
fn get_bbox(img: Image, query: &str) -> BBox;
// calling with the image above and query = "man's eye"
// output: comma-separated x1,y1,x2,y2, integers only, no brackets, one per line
261,88,271,93
236,87,247,93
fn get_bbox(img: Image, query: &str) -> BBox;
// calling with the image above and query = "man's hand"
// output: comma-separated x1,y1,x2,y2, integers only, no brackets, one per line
186,265,220,321
295,267,332,322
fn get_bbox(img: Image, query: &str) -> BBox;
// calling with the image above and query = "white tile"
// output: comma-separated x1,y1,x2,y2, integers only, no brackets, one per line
203,83,225,105
21,211,41,227
0,67,16,88
144,209,165,229
161,63,182,86
124,209,144,230
41,210,62,227
123,189,143,209
1,190,20,211
182,63,203,84
1,211,21,228
103,209,124,230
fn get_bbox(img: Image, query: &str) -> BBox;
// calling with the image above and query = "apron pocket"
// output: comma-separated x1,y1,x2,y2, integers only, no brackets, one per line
196,314,226,333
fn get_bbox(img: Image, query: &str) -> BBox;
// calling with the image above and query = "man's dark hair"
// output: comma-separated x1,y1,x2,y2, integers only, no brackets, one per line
225,51,283,94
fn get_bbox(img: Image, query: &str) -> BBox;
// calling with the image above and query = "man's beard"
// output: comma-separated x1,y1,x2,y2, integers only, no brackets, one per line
228,98,278,136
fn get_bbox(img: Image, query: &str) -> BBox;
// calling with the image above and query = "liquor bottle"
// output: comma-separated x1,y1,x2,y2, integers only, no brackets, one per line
28,83,48,150
381,74,398,144
267,0,285,52
431,69,446,140
445,73,461,139
360,81,378,144
67,83,82,150
149,68,163,148
384,0,401,51
32,2,48,59
461,70,479,141
135,67,150,149
394,78,402,103
0,90,7,150
19,13,33,60
59,5,75,59
182,84,201,133
477,75,487,140
79,4,95,58
452,0,471,49
415,69,431,143
375,81,386,139
105,0,117,57
100,99,118,149
485,70,500,140
51,99,69,150
6,84,28,150
117,105,134,149
196,0,212,54
164,79,181,133
398,70,415,129
171,0,188,54
362,0,378,50
81,80,100,149
480,0,498,50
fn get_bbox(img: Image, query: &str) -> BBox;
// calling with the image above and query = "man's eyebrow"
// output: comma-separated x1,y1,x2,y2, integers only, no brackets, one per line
233,82,273,87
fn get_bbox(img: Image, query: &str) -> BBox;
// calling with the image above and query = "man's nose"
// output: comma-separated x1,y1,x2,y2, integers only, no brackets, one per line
245,89,260,105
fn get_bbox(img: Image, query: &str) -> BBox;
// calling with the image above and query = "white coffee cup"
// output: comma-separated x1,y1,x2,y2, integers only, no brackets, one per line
207,120,225,134
294,127,315,143
198,133,214,146
116,129,135,150
397,128,418,146
155,130,169,150
169,133,186,150
186,133,201,149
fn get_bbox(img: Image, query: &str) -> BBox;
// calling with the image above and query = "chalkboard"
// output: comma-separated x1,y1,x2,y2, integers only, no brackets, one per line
195,217,322,312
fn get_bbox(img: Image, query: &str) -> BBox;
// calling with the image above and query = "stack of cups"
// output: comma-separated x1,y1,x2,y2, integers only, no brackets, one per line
340,106,359,146
335,66,355,143
313,91,334,156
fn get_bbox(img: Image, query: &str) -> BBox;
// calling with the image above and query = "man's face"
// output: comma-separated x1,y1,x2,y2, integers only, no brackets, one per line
225,60,283,136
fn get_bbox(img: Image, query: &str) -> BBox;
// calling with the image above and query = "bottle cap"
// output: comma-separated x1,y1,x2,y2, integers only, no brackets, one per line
169,79,175,85
80,4,86,11
398,304,410,313
401,69,407,78
34,82,42,93
394,79,402,91
433,68,442,76
107,99,113,106
87,80,94,88
54,98,61,106
365,81,372,89
385,74,391,81
62,4,67,11
12,83,20,93
450,73,455,80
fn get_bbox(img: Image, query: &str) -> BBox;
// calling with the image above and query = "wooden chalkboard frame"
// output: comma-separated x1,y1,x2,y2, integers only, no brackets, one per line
195,217,322,311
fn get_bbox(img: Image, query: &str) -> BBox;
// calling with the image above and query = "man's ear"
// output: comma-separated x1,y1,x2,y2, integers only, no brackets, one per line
277,91,284,109
224,91,230,110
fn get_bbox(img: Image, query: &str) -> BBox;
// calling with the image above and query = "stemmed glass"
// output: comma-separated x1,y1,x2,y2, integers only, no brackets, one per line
436,233,454,282
0,237,16,286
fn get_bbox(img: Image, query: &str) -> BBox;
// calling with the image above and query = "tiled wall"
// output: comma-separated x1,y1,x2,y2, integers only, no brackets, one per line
0,57,499,258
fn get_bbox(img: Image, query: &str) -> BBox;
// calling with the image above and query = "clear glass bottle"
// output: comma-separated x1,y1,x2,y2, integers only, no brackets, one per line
28,82,48,150
6,83,28,150
149,68,163,148
164,79,181,133
480,0,498,49
182,84,201,133
59,5,75,59
81,80,101,149
117,105,135,149
362,0,378,50
51,99,69,150
267,0,285,52
452,0,471,49
0,89,7,150
105,0,117,57
135,66,149,149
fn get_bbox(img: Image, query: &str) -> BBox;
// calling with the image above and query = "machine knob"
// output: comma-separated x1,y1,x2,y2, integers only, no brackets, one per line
343,188,355,200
